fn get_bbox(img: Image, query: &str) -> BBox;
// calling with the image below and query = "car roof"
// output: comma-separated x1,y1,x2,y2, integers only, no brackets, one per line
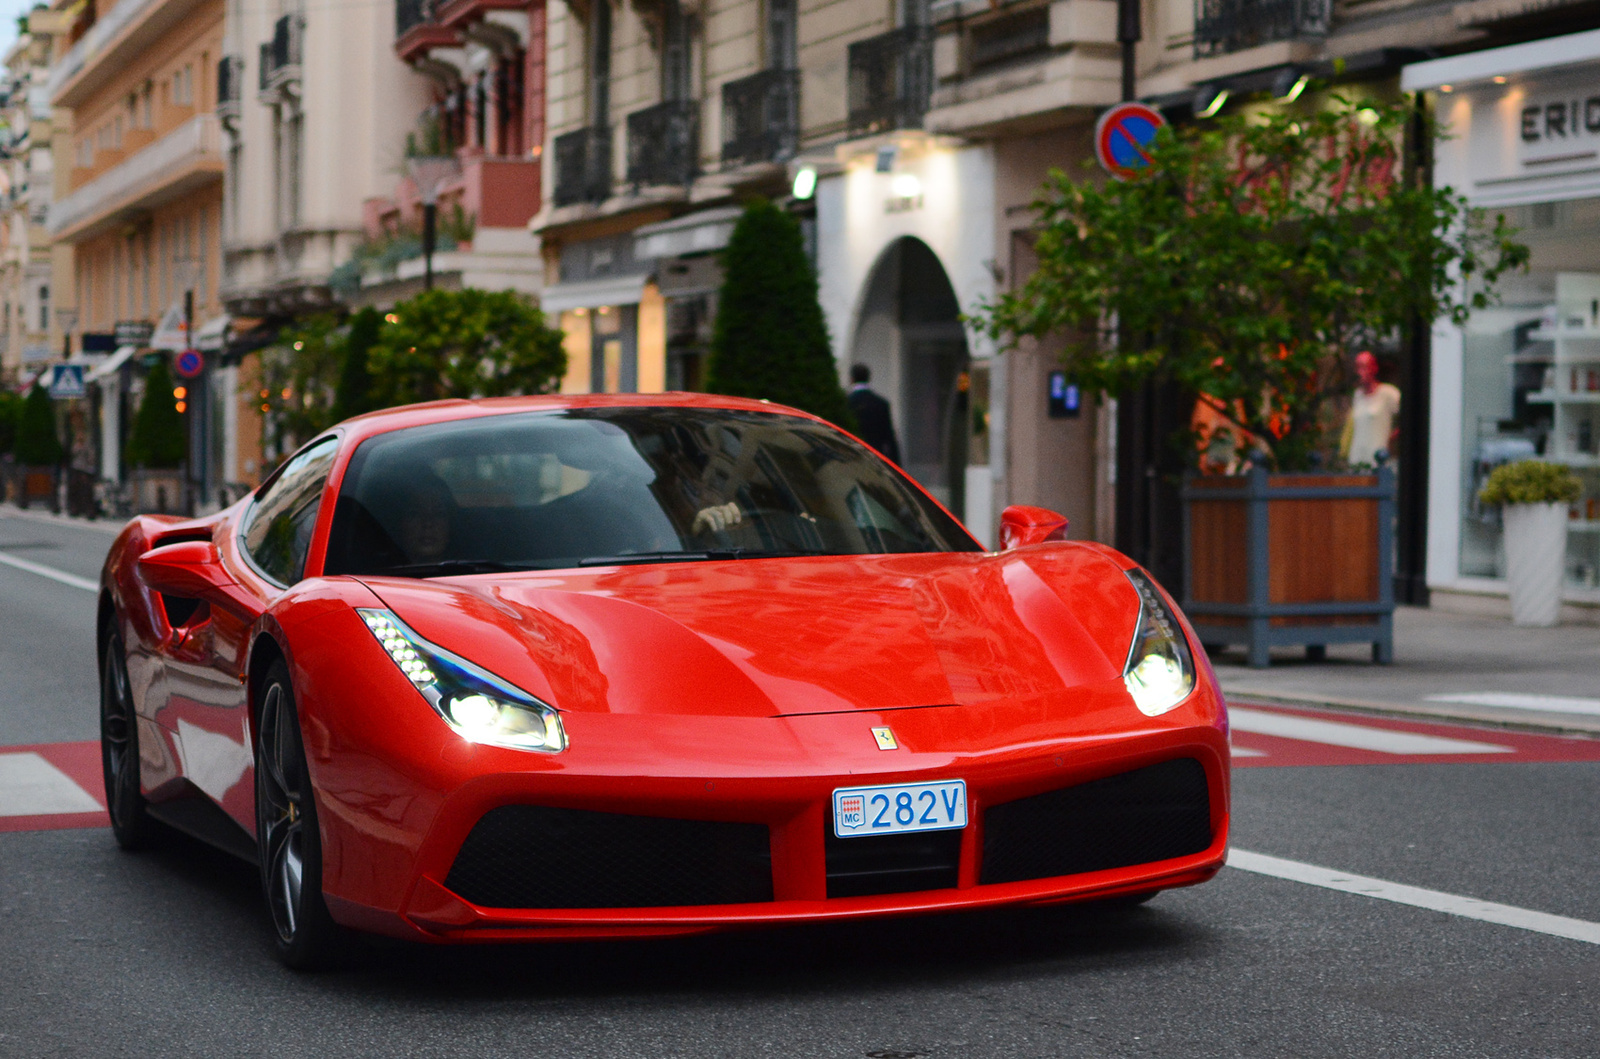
330,392,829,448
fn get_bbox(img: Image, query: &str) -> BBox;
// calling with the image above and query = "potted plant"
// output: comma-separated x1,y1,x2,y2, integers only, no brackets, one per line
124,358,189,514
12,382,63,511
978,94,1528,666
1479,460,1582,626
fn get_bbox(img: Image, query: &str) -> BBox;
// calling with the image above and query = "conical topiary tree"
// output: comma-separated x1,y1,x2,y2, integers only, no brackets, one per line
331,306,382,422
705,198,854,429
0,389,21,456
125,358,187,469
13,381,63,466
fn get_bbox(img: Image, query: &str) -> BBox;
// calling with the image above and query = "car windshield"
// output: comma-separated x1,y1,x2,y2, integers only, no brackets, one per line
323,407,980,577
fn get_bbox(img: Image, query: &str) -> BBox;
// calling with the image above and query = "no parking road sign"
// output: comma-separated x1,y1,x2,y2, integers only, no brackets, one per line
1095,102,1166,180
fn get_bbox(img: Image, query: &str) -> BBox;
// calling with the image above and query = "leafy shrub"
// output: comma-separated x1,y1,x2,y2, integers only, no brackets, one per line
1479,460,1583,506
367,287,565,405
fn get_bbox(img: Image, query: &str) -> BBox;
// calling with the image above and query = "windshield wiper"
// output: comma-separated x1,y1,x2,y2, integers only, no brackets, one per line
576,549,794,567
379,559,550,577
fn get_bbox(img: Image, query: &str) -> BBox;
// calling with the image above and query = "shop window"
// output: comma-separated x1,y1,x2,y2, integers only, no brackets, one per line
1458,204,1600,592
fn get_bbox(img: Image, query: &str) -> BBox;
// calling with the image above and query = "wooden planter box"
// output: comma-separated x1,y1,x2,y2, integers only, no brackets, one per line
6,465,60,512
128,468,188,515
1182,468,1395,669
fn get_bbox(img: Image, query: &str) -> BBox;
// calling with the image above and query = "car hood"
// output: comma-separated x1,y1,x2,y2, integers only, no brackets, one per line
359,547,1140,718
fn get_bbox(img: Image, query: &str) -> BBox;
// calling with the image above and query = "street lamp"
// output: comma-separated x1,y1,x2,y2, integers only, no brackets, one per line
406,156,460,291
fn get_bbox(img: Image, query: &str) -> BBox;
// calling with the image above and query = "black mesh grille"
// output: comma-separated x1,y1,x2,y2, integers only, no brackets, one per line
825,827,963,898
980,758,1213,885
445,805,774,909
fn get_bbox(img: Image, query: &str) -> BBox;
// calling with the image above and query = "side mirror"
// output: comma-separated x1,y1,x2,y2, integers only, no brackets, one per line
999,505,1069,550
137,540,259,617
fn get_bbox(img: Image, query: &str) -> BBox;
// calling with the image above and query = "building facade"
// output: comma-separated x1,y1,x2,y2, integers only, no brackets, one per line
0,16,63,387
46,0,228,492
354,0,548,304
1405,28,1600,622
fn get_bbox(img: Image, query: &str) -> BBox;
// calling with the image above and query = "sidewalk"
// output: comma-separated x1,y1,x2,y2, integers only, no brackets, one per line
1214,605,1600,737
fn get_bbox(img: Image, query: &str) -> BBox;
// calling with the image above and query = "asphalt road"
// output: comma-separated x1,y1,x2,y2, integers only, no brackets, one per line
2,509,1596,1059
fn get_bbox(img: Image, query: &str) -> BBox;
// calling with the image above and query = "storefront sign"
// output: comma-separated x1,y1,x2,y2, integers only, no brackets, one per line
1518,87,1600,164
115,320,154,346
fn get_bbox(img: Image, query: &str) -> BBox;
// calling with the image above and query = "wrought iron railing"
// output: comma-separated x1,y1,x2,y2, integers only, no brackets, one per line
1192,0,1329,58
396,0,434,38
847,26,933,138
258,15,304,93
216,55,243,120
968,7,1049,72
626,100,698,187
720,68,799,167
553,126,612,207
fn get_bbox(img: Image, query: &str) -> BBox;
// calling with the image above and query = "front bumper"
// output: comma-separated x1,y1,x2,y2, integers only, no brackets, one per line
304,646,1229,942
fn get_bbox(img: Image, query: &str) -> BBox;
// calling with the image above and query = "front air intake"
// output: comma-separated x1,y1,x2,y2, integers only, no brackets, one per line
445,805,774,908
980,757,1213,885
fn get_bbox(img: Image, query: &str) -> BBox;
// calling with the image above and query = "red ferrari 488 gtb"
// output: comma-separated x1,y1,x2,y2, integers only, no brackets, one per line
97,394,1229,967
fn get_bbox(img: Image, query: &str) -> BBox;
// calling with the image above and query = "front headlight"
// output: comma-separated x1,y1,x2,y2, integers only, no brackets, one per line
1121,570,1196,717
358,608,567,752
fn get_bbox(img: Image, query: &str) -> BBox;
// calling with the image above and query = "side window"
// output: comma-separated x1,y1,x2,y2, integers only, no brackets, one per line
241,439,339,585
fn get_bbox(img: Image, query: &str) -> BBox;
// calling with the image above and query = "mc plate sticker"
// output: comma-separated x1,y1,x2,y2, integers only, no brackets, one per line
833,779,967,838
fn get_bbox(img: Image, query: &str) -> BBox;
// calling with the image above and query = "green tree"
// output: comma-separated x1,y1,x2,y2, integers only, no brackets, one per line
366,287,566,406
261,313,347,448
331,307,382,422
0,389,21,456
125,359,187,469
705,198,854,428
979,95,1529,471
13,382,62,466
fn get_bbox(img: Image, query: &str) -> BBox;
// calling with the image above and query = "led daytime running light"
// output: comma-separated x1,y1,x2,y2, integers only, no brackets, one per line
1121,569,1197,717
357,607,566,753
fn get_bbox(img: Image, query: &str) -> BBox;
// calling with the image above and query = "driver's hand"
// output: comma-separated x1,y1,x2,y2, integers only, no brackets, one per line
692,501,743,534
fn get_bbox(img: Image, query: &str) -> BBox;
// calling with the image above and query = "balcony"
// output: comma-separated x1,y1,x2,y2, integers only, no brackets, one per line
49,113,223,241
217,55,243,127
720,69,799,168
626,100,698,188
1193,0,1329,58
47,0,216,107
395,0,460,61
553,126,612,207
848,26,934,138
259,15,304,101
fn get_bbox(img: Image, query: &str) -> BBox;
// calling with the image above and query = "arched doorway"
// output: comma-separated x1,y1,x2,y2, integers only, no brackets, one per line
850,236,971,512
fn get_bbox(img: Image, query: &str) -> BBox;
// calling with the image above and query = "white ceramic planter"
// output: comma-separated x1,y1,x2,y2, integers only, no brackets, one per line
1502,502,1568,627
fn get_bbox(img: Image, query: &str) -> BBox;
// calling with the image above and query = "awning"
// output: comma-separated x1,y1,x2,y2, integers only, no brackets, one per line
538,273,650,315
195,314,231,352
85,344,140,384
633,205,742,260
1401,26,1600,91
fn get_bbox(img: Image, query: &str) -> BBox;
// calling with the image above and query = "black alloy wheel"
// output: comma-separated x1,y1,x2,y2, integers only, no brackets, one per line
100,627,150,849
255,658,341,969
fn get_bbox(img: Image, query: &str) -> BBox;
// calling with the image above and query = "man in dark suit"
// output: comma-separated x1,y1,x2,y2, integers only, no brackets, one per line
846,364,901,464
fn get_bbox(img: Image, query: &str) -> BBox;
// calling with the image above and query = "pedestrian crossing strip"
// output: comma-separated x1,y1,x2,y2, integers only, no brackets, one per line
3,706,1599,833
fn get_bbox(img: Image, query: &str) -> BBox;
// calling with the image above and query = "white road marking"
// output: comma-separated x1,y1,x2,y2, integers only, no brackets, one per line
1228,707,1513,755
1229,744,1267,757
1426,691,1600,717
0,551,99,593
0,753,103,816
1229,849,1600,946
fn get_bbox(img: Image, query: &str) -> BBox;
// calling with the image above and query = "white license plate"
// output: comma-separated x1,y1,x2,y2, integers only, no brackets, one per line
833,779,967,838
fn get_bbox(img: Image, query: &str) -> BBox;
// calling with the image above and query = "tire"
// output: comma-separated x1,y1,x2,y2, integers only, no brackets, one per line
100,627,151,850
255,658,342,969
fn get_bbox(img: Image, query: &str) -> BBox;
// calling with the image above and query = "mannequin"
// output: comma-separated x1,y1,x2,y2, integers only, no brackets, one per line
1340,351,1401,469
